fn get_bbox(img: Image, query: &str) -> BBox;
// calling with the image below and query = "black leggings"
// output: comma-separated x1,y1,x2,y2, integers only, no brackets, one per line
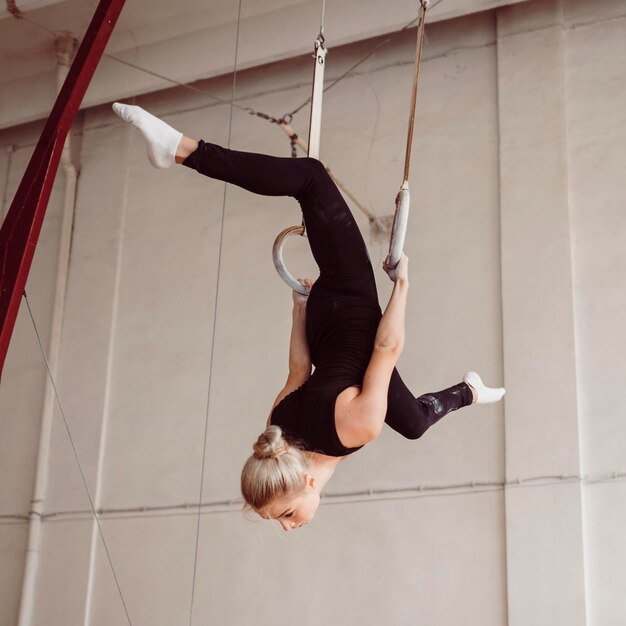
183,141,472,439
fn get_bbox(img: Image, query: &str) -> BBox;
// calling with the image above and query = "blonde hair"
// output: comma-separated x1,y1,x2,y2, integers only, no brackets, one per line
241,425,309,514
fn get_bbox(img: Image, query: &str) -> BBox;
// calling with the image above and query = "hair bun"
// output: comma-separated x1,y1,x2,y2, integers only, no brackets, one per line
253,425,288,460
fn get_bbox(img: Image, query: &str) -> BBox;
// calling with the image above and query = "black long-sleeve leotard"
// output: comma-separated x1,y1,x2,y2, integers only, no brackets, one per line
184,141,472,456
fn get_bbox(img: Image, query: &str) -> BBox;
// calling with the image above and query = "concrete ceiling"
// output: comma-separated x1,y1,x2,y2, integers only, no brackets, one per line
0,0,529,129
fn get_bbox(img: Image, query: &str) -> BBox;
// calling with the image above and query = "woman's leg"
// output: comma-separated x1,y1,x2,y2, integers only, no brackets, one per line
113,103,183,168
384,370,505,439
384,369,473,440
182,140,376,295
113,102,376,294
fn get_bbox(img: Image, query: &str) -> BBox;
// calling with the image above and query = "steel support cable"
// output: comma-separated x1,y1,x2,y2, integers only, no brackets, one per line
17,0,446,132
18,9,294,193
187,1,242,624
14,1,446,232
13,7,236,624
23,292,133,626
285,0,444,120
319,0,326,38
2,2,131,623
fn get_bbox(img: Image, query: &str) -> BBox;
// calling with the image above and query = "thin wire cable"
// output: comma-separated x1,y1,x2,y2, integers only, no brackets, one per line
18,3,446,129
187,1,243,623
16,14,51,34
23,291,133,626
14,0,446,228
286,0,444,119
105,55,253,114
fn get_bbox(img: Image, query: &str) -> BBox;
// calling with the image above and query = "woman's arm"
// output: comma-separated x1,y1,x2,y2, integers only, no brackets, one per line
267,281,313,425
286,299,312,380
286,279,313,379
336,255,409,446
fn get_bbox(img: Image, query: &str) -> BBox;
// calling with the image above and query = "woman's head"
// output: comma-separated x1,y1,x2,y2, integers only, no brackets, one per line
241,425,320,530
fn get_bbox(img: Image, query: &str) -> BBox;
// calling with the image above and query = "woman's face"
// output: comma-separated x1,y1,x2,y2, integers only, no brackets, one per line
265,476,320,531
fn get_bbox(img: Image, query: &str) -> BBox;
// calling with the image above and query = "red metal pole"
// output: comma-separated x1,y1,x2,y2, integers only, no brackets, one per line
0,0,126,380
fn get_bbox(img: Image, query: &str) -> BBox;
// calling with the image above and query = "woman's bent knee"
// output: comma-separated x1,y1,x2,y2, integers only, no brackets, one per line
398,422,427,440
301,157,328,183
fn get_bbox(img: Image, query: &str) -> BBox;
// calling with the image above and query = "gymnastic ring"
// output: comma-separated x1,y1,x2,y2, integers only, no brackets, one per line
387,184,410,267
272,224,308,295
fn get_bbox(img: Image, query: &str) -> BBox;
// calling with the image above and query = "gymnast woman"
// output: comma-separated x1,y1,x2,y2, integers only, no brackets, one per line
112,102,505,532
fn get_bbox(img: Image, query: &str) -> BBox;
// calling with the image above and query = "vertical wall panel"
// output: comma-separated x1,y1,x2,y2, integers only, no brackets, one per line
565,2,626,624
497,0,585,623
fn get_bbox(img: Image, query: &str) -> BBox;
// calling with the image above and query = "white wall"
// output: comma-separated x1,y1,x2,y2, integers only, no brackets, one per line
0,0,625,624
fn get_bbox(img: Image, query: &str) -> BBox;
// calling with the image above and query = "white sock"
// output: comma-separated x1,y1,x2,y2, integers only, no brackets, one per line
112,102,182,169
463,371,505,405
